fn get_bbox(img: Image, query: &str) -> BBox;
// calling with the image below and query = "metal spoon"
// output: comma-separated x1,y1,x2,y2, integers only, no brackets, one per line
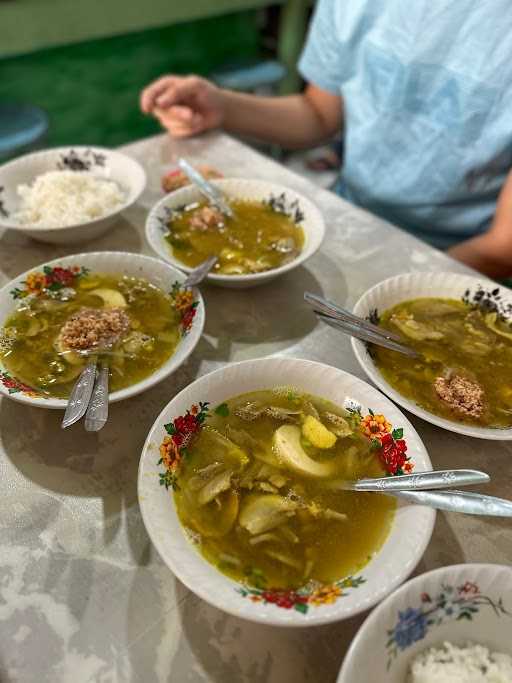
84,363,109,432
178,158,234,218
61,337,119,430
330,469,490,492
182,255,218,287
386,489,512,517
304,292,403,343
316,311,422,359
61,359,97,429
305,291,422,358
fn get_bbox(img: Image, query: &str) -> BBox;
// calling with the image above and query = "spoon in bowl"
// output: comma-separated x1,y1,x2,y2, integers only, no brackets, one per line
60,338,120,430
304,291,422,358
331,469,512,516
316,311,421,359
61,358,98,429
304,292,403,343
330,468,490,492
178,158,234,219
182,255,218,287
64,256,217,432
383,489,512,517
83,362,109,432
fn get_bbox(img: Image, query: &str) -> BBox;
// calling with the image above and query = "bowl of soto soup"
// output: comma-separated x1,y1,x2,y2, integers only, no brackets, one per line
0,252,204,408
138,357,434,626
352,272,512,439
145,178,325,288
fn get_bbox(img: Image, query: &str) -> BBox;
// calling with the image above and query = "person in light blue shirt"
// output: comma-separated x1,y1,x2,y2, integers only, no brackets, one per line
141,0,512,277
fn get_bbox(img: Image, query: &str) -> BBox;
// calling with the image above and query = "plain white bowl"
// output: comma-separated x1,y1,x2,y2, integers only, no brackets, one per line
138,357,435,627
145,178,325,288
0,251,204,408
352,271,512,440
0,146,146,244
338,563,512,683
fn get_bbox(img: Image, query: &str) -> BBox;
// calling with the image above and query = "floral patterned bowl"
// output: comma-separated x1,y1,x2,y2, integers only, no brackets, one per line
338,563,512,682
0,146,146,244
0,251,204,408
138,357,435,626
352,272,512,440
145,178,325,288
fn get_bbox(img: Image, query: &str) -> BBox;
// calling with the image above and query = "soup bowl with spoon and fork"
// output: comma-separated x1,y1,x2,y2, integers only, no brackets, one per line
0,252,205,413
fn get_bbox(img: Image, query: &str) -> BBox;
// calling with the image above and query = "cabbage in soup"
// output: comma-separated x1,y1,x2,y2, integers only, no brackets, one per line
164,197,305,275
173,390,396,591
1,273,184,398
373,297,512,428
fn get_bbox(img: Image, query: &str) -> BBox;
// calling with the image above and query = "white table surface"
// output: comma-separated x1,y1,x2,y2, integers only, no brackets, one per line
0,132,510,683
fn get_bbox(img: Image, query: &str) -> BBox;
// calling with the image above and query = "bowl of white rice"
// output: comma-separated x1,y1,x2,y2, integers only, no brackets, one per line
0,146,146,244
338,564,512,683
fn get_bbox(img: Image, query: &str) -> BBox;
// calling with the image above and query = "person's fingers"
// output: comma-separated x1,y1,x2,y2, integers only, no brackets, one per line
153,103,206,138
155,107,204,131
153,114,186,135
164,105,193,121
154,107,186,126
155,77,203,109
169,125,203,139
140,75,176,113
188,112,204,129
141,76,177,112
163,120,205,138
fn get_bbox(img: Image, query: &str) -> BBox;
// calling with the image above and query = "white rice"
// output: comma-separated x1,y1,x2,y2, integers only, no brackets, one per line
409,642,512,683
14,170,125,228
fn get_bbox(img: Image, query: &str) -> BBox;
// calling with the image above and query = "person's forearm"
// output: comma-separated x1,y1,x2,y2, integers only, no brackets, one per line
448,170,512,278
219,89,343,149
448,233,512,279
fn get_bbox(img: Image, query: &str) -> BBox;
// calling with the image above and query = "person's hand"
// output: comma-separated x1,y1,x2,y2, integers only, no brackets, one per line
140,75,225,138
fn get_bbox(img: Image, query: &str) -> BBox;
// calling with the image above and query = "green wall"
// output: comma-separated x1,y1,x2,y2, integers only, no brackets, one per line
0,0,275,58
0,12,259,148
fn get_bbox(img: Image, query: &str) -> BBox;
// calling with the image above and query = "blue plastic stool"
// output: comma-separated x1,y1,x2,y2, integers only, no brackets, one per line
0,103,49,160
210,60,286,92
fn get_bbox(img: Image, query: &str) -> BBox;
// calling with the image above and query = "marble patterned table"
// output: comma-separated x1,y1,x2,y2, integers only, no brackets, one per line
0,133,510,683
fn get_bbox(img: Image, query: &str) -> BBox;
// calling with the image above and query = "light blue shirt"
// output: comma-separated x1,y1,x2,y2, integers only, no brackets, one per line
299,0,512,248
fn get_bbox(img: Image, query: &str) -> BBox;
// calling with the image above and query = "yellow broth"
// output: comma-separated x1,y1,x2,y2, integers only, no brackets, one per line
174,390,395,591
0,273,182,398
373,297,512,428
165,199,305,275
